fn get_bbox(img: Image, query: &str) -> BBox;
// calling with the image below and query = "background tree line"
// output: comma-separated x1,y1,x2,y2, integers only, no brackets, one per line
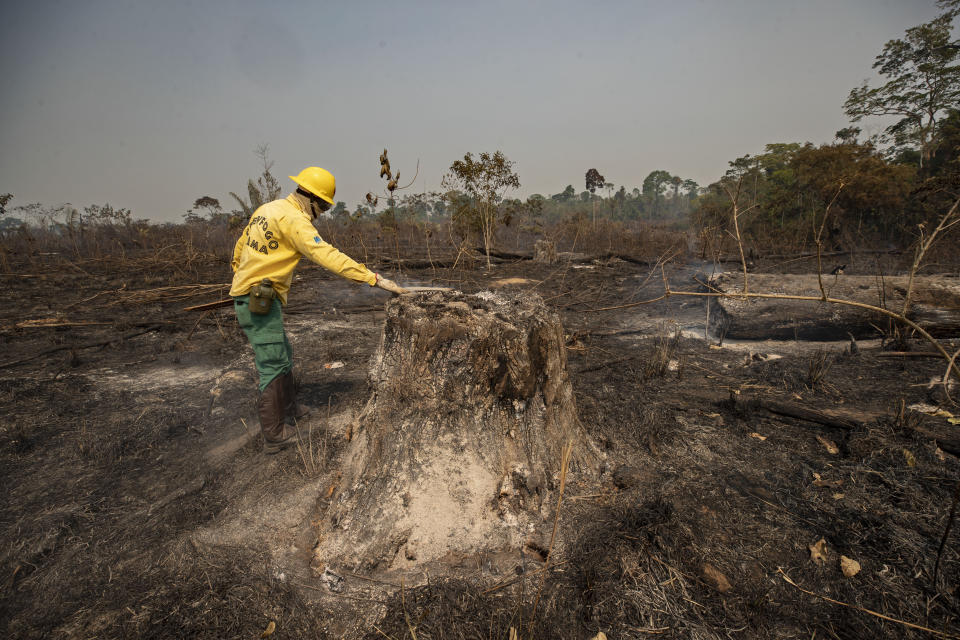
4,2,958,263
692,0,960,255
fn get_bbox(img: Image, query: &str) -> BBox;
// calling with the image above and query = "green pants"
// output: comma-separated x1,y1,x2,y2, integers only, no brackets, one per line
234,294,293,392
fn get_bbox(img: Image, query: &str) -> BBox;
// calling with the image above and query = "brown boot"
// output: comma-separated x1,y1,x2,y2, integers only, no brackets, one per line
281,371,313,424
259,376,297,454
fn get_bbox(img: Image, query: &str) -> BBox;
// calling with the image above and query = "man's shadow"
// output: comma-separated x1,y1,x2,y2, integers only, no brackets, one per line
297,380,362,409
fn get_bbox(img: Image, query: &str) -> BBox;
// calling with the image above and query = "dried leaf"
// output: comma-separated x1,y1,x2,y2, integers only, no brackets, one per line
832,492,845,500
701,562,733,592
815,435,839,455
840,555,861,578
812,473,843,488
588,634,608,640
809,538,828,564
903,449,917,467
909,403,956,421
749,432,767,441
261,620,276,638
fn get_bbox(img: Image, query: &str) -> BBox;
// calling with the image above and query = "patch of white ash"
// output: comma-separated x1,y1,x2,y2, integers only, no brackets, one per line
88,363,222,392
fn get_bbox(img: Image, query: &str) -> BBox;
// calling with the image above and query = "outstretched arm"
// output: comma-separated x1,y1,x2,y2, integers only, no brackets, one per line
288,214,377,285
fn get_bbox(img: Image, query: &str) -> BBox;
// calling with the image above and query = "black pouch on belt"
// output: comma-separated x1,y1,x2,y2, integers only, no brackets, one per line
249,278,276,315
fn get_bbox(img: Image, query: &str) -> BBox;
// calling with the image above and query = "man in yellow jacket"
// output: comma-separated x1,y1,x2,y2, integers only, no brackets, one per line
231,166,407,453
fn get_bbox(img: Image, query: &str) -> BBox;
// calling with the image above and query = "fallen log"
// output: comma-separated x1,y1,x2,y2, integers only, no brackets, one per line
377,257,460,269
739,392,960,457
706,273,960,340
480,248,532,261
876,351,944,358
675,389,960,458
758,397,960,458
595,253,653,266
759,398,865,431
714,249,902,262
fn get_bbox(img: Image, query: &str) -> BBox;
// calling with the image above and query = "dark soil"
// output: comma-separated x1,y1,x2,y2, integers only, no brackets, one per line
1,252,959,639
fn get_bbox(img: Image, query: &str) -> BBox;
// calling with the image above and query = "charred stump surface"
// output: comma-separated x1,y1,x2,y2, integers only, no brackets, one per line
315,290,598,573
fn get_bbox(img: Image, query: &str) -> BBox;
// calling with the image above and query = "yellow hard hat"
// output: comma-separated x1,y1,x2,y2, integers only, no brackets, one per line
289,167,336,204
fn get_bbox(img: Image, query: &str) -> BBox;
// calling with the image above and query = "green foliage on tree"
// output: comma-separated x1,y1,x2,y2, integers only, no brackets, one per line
0,193,12,217
843,11,960,168
441,151,520,268
642,170,674,219
184,196,223,223
331,201,348,218
694,141,917,250
552,185,576,203
585,169,605,194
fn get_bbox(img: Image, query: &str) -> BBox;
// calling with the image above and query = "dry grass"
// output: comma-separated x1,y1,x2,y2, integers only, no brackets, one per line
805,348,834,389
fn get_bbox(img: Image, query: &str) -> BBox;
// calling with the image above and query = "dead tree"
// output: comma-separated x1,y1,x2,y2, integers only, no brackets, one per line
314,290,597,573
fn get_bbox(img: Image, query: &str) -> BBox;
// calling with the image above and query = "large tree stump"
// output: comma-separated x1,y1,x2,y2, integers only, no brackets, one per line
314,290,597,573
707,273,960,340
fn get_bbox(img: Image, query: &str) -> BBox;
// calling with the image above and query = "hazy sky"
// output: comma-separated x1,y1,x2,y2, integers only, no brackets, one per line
0,0,942,222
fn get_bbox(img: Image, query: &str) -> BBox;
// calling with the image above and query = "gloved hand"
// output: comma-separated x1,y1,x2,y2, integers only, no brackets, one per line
375,273,410,295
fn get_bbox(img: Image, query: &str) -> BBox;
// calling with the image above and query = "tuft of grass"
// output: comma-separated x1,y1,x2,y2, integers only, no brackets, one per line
642,326,682,381
295,398,330,477
805,348,833,389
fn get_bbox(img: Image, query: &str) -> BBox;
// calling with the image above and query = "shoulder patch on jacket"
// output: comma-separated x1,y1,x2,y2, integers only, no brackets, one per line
314,236,322,244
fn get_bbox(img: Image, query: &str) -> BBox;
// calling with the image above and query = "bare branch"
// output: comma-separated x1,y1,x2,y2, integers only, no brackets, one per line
814,182,847,301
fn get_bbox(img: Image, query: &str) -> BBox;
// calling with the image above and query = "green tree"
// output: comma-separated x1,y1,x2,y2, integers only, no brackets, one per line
331,201,348,218
843,12,960,169
835,126,862,144
585,168,605,225
642,170,673,219
184,196,223,223
551,184,576,203
441,151,520,268
585,169,605,194
693,142,916,248
0,193,12,217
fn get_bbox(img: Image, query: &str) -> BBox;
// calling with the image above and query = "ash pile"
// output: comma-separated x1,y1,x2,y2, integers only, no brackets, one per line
315,289,598,573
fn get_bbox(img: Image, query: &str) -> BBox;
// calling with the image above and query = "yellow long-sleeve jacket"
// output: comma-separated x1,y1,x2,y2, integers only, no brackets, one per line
230,194,376,304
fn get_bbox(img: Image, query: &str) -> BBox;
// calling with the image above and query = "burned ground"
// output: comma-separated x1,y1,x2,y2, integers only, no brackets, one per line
1,253,959,639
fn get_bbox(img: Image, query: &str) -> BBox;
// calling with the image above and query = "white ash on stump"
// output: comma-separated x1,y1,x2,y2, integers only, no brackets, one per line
314,289,598,573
